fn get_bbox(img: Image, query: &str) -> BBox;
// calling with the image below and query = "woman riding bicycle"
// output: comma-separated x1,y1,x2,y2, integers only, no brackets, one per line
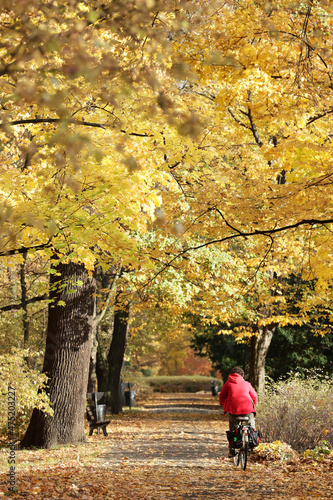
219,366,258,456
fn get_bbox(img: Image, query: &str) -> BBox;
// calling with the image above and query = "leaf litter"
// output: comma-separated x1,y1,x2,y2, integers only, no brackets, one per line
0,393,332,499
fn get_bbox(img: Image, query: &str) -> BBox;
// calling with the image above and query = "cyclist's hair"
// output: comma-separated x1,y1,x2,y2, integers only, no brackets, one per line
230,366,245,378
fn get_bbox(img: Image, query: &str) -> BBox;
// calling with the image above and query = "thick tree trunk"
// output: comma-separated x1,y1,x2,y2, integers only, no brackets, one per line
107,293,130,414
21,259,96,449
249,325,276,396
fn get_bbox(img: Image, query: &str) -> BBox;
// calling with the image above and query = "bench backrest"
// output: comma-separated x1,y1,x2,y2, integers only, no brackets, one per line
86,406,96,422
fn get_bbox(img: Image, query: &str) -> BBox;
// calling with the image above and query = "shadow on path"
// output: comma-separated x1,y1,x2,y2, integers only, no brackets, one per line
97,393,332,500
101,392,227,467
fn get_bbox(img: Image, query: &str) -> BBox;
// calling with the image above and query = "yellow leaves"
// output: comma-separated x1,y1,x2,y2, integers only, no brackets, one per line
208,53,244,70
123,155,141,173
258,315,303,328
0,348,53,435
145,0,156,8
47,220,58,238
79,253,96,273
0,0,333,332
178,115,203,139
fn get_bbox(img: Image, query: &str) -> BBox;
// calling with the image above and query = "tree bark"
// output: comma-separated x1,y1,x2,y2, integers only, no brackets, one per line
20,251,29,348
21,259,96,449
96,329,109,392
87,323,98,394
249,325,276,396
87,269,119,394
87,283,98,395
107,293,130,414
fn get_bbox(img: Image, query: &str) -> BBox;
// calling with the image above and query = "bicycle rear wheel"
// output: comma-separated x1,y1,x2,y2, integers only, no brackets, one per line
240,442,248,470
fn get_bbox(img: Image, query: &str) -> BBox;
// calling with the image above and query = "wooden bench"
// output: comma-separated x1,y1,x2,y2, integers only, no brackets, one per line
86,405,110,436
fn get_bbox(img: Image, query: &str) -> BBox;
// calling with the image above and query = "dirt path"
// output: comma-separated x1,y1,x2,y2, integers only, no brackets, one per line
1,393,332,499
95,393,332,499
101,393,227,466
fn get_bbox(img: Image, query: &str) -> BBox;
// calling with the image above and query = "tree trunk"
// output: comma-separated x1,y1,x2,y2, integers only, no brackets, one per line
87,288,98,395
20,251,29,348
87,324,98,394
21,259,96,449
107,293,130,414
249,325,276,396
88,268,119,394
96,330,109,391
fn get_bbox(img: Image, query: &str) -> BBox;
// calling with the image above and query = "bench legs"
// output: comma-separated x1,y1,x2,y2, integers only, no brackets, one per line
89,423,108,436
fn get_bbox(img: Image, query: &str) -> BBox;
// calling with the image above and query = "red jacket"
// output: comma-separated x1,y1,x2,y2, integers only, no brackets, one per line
219,373,257,415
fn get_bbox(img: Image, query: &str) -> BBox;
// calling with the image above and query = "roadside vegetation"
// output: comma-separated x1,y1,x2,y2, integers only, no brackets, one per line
143,375,222,394
257,373,333,453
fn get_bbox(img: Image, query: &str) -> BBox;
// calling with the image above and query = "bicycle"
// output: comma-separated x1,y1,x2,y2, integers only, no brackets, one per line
231,416,250,470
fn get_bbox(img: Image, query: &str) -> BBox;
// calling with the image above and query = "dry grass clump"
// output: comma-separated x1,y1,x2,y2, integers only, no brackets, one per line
256,373,333,453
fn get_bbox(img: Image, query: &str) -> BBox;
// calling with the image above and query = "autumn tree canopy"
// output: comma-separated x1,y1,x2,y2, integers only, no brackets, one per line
129,0,333,391
1,0,333,443
2,0,333,322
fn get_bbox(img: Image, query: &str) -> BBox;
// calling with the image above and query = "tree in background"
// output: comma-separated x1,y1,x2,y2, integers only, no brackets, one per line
191,327,250,383
176,348,215,378
266,325,333,380
190,320,333,383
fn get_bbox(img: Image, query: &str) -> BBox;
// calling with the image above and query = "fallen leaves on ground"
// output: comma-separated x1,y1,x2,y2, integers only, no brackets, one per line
0,394,332,499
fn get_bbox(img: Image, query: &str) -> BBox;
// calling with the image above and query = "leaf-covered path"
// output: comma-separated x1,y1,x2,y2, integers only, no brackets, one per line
101,393,226,466
1,393,332,499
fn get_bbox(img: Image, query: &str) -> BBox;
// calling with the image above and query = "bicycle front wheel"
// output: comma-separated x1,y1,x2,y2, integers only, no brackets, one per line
240,442,248,470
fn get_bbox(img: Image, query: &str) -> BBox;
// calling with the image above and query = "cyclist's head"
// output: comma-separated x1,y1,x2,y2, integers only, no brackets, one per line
230,366,245,378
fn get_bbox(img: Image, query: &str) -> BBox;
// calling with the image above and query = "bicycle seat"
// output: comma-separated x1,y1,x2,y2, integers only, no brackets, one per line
236,416,249,421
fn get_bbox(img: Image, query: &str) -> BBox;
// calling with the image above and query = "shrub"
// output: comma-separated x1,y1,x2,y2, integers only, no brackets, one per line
0,348,53,441
256,374,333,453
144,375,222,393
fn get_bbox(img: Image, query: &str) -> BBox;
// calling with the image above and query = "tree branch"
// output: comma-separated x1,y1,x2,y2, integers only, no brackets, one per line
213,208,244,236
246,106,263,147
143,217,333,287
93,270,121,328
306,107,333,126
0,240,53,257
0,118,154,137
228,108,250,130
0,294,49,312
1,118,107,129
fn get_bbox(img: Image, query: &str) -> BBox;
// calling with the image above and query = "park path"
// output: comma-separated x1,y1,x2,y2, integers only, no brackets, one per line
1,392,332,499
94,393,332,500
101,392,228,467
